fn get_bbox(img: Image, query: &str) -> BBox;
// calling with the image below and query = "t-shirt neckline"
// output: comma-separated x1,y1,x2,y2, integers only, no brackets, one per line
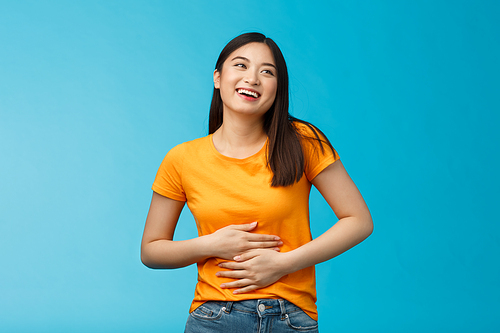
208,134,268,163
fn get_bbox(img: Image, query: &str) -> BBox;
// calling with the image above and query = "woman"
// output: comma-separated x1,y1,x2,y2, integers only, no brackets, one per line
141,32,373,332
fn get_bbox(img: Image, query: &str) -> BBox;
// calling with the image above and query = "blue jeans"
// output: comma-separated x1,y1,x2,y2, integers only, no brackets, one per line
184,299,319,333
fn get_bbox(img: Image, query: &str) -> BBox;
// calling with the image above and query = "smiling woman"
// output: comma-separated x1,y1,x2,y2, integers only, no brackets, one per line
214,42,278,127
141,32,373,333
212,42,278,160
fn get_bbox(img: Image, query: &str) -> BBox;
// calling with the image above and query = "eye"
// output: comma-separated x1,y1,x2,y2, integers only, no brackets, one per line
235,63,246,68
262,69,275,76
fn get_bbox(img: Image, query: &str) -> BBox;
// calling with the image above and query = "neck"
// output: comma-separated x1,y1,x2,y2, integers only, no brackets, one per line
212,112,267,158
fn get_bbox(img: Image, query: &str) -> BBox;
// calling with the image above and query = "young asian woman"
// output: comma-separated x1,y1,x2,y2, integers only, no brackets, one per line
141,32,373,333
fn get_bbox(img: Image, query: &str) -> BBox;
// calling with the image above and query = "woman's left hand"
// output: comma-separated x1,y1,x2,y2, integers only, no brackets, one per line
216,249,291,294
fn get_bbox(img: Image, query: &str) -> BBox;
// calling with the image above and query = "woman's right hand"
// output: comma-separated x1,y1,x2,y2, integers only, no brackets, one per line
208,222,282,260
141,193,282,269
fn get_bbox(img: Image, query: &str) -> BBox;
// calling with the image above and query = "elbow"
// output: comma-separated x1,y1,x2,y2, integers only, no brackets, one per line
140,253,150,268
366,222,374,239
362,215,374,239
141,253,162,269
141,243,178,269
140,245,156,269
140,250,151,268
352,211,373,242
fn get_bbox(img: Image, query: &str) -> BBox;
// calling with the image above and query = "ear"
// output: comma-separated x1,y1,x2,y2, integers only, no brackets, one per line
213,69,220,89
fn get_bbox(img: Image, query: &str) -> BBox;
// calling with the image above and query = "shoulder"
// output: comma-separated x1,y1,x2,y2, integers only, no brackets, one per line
157,135,210,176
291,120,330,144
166,135,210,157
159,136,211,172
290,121,339,180
292,120,314,135
292,119,339,158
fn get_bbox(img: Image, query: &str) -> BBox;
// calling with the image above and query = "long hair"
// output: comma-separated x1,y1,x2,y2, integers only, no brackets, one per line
209,32,336,187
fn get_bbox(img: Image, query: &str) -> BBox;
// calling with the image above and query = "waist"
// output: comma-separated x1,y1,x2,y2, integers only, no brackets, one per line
191,261,318,320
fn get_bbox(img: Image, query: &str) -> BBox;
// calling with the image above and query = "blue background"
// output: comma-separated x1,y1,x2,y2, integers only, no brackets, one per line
1,1,499,332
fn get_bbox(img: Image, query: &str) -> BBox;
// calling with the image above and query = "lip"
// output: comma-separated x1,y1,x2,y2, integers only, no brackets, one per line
236,87,261,100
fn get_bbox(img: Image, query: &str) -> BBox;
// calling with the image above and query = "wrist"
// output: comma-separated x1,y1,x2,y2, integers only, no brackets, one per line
280,251,299,275
198,234,215,259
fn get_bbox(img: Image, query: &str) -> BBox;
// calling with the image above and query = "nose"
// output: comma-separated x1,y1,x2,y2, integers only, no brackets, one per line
244,70,260,85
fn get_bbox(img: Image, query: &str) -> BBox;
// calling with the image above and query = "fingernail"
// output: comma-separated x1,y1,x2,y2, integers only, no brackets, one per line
234,256,240,261
233,290,239,295
274,236,280,240
250,222,257,226
278,241,283,245
220,284,226,288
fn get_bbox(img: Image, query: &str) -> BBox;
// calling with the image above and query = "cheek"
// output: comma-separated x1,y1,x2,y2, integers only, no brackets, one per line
220,86,235,103
267,84,278,102
217,82,231,101
219,75,237,94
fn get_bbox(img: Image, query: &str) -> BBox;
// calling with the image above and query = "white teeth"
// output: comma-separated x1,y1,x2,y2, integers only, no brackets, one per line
237,89,259,98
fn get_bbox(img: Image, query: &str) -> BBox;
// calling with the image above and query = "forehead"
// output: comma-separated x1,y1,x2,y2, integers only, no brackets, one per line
226,42,275,65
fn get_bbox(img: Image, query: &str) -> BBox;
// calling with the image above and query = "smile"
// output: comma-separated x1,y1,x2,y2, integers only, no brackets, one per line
237,88,260,99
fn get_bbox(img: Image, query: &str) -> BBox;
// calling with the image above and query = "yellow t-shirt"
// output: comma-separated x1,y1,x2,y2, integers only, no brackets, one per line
152,122,338,320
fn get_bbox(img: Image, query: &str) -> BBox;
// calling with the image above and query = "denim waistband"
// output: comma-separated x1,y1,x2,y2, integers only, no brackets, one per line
219,299,300,319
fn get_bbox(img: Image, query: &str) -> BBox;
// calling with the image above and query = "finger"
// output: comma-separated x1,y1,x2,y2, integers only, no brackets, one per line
230,222,257,231
247,233,281,241
216,270,247,279
247,241,283,249
234,248,280,262
218,261,245,270
220,279,253,289
233,249,263,262
233,285,259,294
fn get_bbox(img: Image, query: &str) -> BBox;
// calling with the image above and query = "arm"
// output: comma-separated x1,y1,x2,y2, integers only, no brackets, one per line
216,160,373,293
141,192,283,269
283,159,373,270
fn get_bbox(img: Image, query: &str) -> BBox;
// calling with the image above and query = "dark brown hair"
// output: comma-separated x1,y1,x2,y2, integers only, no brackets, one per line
209,32,336,186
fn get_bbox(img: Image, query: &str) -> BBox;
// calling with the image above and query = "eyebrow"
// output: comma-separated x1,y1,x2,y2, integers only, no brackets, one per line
231,56,277,70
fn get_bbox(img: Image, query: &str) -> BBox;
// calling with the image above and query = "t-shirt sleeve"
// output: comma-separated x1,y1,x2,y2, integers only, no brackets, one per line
151,144,187,202
297,123,340,181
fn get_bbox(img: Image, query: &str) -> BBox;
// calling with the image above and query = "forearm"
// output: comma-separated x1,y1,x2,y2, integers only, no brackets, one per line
282,216,373,274
141,235,213,269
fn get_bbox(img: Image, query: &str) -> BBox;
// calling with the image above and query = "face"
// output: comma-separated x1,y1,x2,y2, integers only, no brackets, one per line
214,42,278,119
